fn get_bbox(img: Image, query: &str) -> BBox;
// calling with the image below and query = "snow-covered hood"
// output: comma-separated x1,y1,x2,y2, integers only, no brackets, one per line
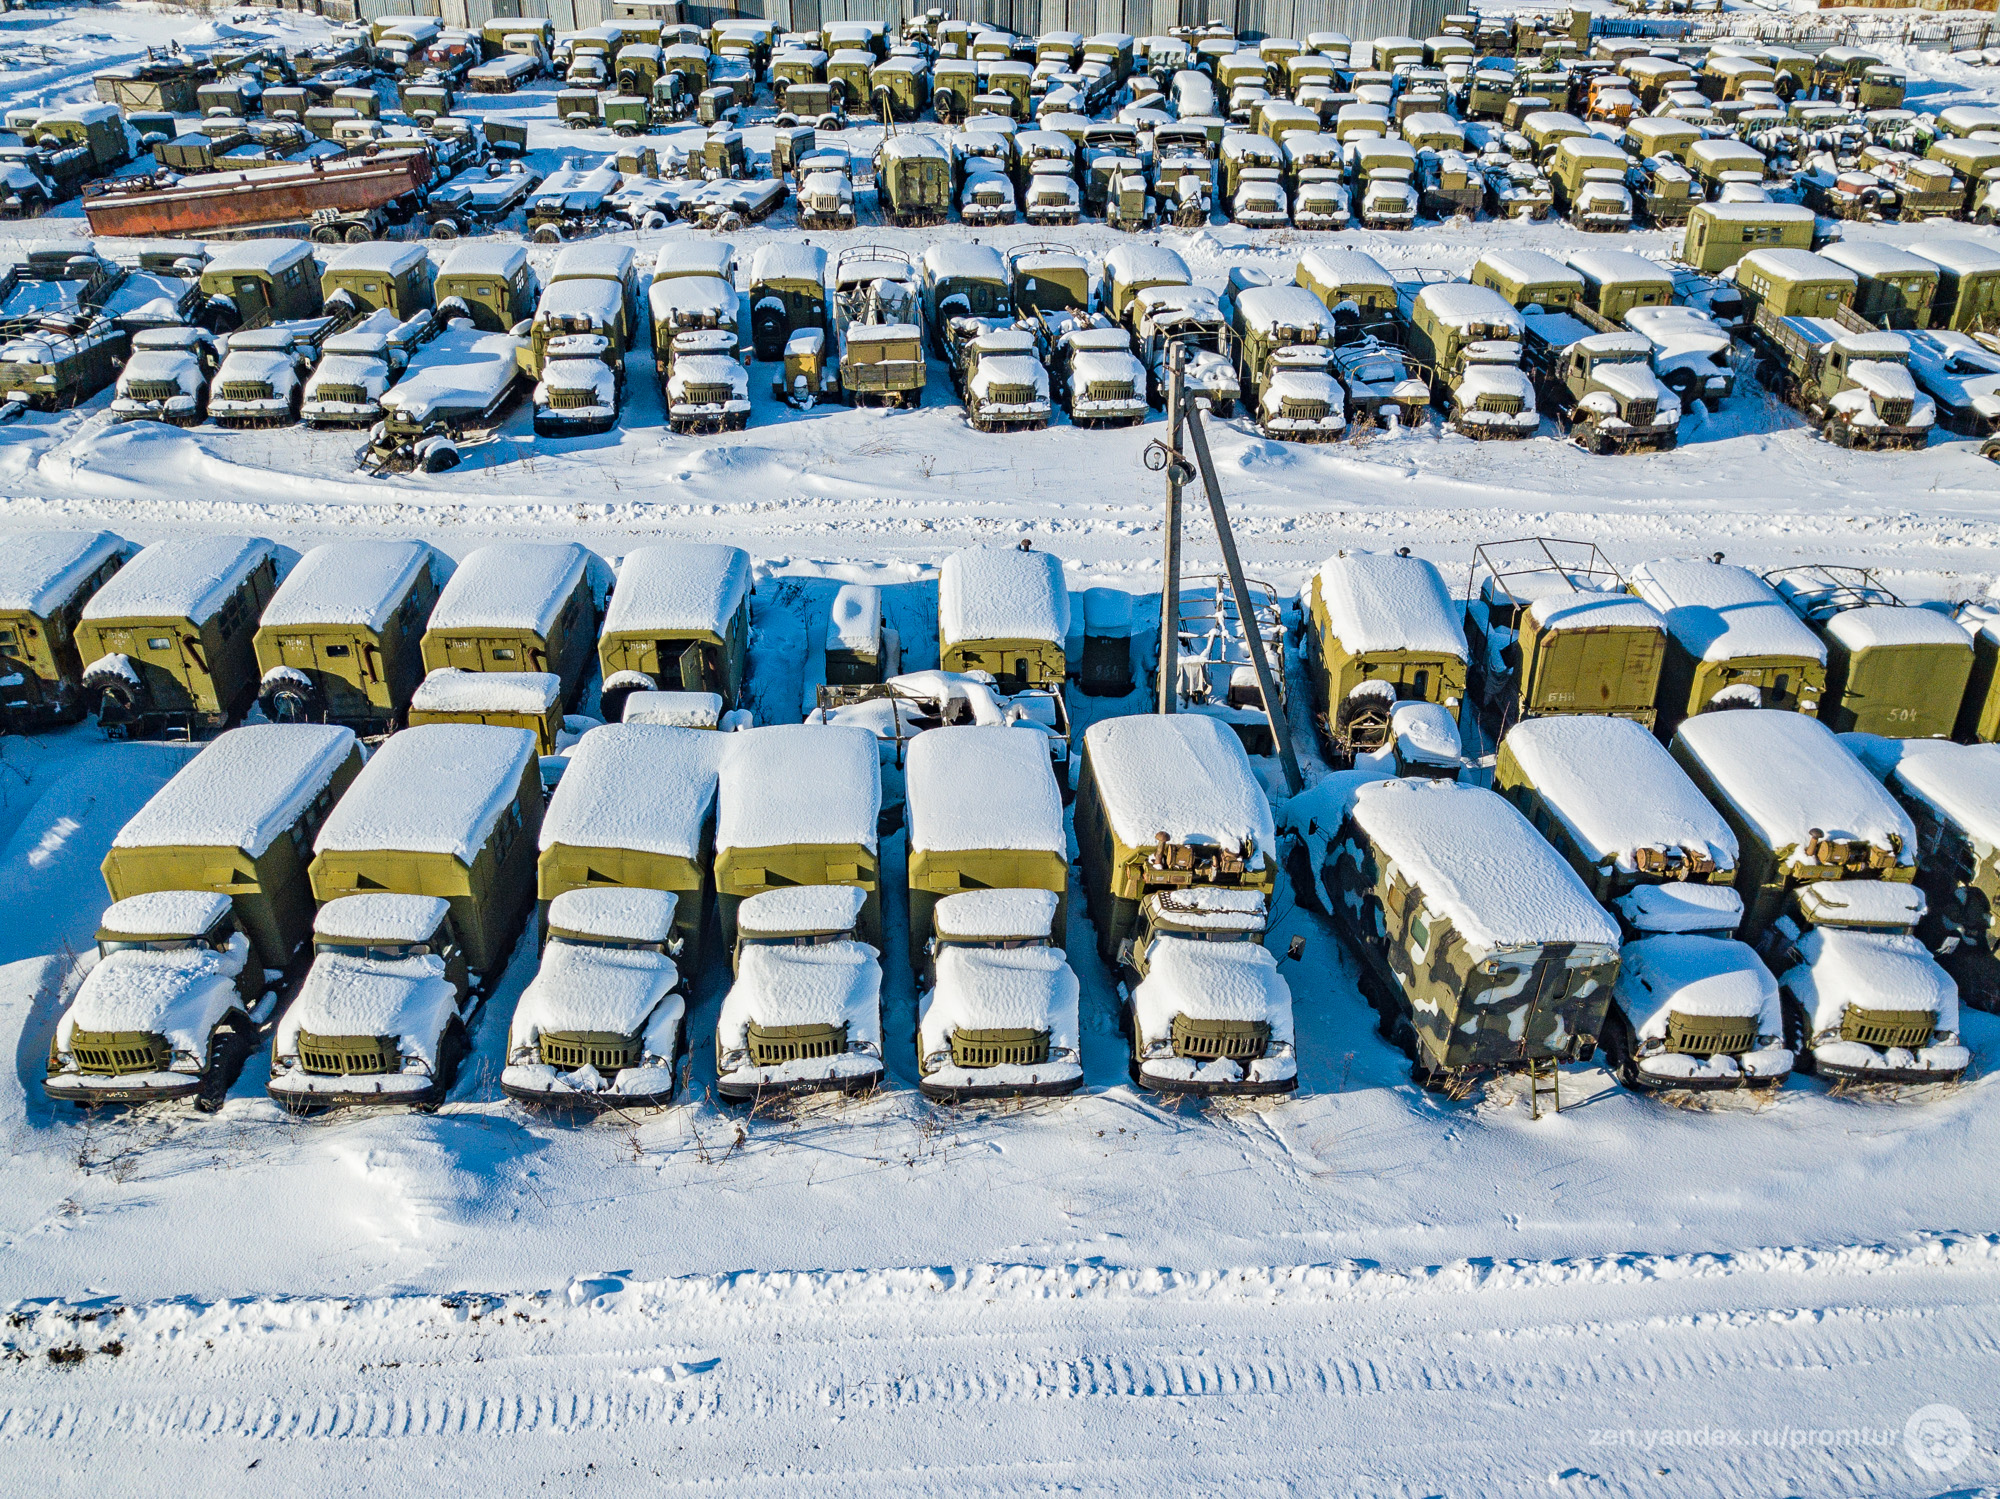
1130,937,1293,1048
1265,369,1342,405
1787,927,1958,1036
801,170,852,201
215,350,298,388
541,358,617,400
1457,365,1535,403
667,354,748,394
969,355,1049,399
119,350,204,394
306,353,389,394
919,943,1080,1057
58,938,250,1058
1070,348,1143,388
1594,362,1669,404
1846,360,1918,403
510,942,679,1044
1616,934,1780,1043
277,951,460,1069
718,940,882,1050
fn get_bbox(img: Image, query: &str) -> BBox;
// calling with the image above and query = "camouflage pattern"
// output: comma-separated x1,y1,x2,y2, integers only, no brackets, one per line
1327,819,1619,1075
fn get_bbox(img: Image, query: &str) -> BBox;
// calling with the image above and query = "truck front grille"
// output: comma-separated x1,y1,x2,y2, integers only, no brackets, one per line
1838,1007,1934,1051
1170,1014,1270,1061
1279,398,1327,420
949,1027,1051,1068
745,1020,847,1065
314,383,368,404
297,1030,401,1076
539,1030,640,1072
678,383,735,405
1664,1011,1758,1057
1877,398,1913,427
1084,381,1134,402
546,386,601,409
1625,397,1657,425
68,1029,168,1075
985,383,1036,405
124,381,181,402
220,382,272,402
1475,392,1522,413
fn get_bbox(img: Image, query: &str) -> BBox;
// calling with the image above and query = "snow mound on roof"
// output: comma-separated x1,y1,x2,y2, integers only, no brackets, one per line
412,668,559,715
1629,560,1826,665
921,944,1078,1053
907,726,1064,855
1527,590,1666,632
1391,701,1460,766
82,535,274,626
1504,715,1736,872
260,540,430,631
1824,605,1971,652
1786,928,1956,1033
1147,886,1267,932
512,942,680,1040
602,543,751,639
1616,935,1778,1040
939,546,1070,649
934,887,1059,940
1131,939,1292,1045
1615,882,1744,934
316,723,533,865
719,724,880,853
1476,248,1582,287
1313,550,1467,658
540,724,725,861
99,890,233,938
0,531,124,618
622,691,721,728
277,952,459,1066
60,942,248,1056
1894,741,2000,849
1103,243,1191,286
1350,780,1621,952
739,884,868,936
749,242,826,285
719,941,881,1047
428,542,590,637
1086,714,1273,862
115,724,355,857
826,584,880,654
314,893,450,943
548,886,679,942
1674,711,1914,860
1417,282,1522,332
1797,881,1923,927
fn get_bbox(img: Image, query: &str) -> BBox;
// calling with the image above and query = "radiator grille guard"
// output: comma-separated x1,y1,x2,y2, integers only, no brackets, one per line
1170,1014,1270,1061
67,1029,169,1075
297,1031,401,1076
539,1030,640,1072
1663,1010,1758,1057
745,1021,847,1065
949,1027,1051,1068
1838,1006,1934,1051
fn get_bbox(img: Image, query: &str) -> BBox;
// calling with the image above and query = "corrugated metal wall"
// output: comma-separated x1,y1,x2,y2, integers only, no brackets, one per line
353,0,1448,38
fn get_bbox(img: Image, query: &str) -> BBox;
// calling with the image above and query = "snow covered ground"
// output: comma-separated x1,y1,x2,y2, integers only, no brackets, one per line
0,4,1997,1493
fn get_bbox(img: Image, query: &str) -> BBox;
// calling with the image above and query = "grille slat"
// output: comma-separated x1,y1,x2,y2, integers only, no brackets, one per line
124,381,182,402
546,387,603,409
220,383,272,401
1838,1006,1934,1051
949,1027,1050,1069
539,1030,639,1072
1170,1014,1270,1061
69,1029,168,1075
297,1030,400,1076
313,383,368,403
746,1021,847,1065
677,384,736,404
1664,1010,1758,1057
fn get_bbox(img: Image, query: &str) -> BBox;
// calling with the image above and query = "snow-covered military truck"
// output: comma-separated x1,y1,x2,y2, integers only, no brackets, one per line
253,538,437,732
0,529,128,732
1303,549,1468,764
918,888,1083,1100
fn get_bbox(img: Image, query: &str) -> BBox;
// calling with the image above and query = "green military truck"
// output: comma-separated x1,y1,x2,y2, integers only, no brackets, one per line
76,534,280,738
596,542,753,722
421,541,598,713
0,529,129,731
253,539,438,732
1328,777,1623,1100
1520,309,1683,453
1304,549,1467,763
876,132,952,225
1396,278,1540,438
1886,740,2000,1012
1630,557,1828,736
1765,564,1972,738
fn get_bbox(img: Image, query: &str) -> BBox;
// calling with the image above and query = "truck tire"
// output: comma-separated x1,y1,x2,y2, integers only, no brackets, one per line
344,224,373,244
311,225,342,245
83,663,148,725
429,218,460,240
259,674,325,725
533,224,564,243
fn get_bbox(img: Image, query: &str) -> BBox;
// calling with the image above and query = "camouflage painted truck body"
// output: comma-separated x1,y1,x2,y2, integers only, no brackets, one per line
1672,710,1964,1085
1075,714,1294,1097
0,529,128,731
1496,714,1792,1091
1329,777,1622,1087
1305,549,1467,763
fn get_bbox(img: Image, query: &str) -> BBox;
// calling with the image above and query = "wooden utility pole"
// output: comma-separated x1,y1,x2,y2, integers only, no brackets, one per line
1156,340,1186,716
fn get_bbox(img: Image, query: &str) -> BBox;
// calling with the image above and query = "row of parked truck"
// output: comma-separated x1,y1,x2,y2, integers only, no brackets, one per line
24,532,2000,1116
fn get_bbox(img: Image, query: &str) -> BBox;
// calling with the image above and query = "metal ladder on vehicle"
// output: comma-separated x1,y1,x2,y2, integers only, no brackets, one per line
1527,1057,1561,1120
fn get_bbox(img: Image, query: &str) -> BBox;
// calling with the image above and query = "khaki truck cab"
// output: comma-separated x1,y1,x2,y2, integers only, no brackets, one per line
918,888,1082,1101
434,241,537,333
1228,285,1344,441
0,529,128,731
1470,248,1582,313
254,539,436,731
876,134,953,225
1496,713,1790,1091
77,535,279,738
1550,136,1634,229
45,891,262,1111
1329,777,1622,1096
1296,245,1398,342
1631,557,1827,735
831,245,925,408
421,541,598,712
1766,565,1972,738
1672,710,1965,1085
1075,714,1294,1097
1521,311,1681,453
503,885,687,1111
1910,239,2000,333
597,543,753,722
267,893,472,1112
747,241,829,364
1886,741,2000,1011
1465,539,1667,733
1305,549,1467,762
1680,201,1816,275
198,239,322,331
1396,279,1539,438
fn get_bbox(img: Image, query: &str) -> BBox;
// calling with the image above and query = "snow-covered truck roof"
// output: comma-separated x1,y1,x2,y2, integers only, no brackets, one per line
536,275,624,323
411,668,560,715
601,543,751,639
114,723,356,857
314,892,452,943
315,723,535,865
438,241,528,280
934,887,1060,941
81,535,274,626
0,530,125,618
1236,285,1337,335
1349,779,1622,952
1296,246,1394,292
938,545,1069,648
60,944,247,1057
1563,248,1673,288
906,725,1065,856
1737,248,1853,286
427,541,590,637
203,239,315,277
648,274,738,322
921,241,1006,284
1628,559,1827,664
510,938,678,1040
1674,710,1916,862
1892,741,2000,850
1102,243,1191,286
1526,589,1666,632
550,241,635,283
1413,281,1523,334
653,241,734,282
258,539,430,633
1911,239,2000,276
1819,242,1937,280
540,723,727,861
749,241,827,286
326,241,429,278
1082,714,1274,863
718,723,881,853
738,883,868,937
99,889,234,939
1822,605,1970,653
547,886,679,943
1503,714,1737,873
1312,550,1467,659
825,583,880,654
1474,248,1584,289
882,133,949,164
379,326,521,423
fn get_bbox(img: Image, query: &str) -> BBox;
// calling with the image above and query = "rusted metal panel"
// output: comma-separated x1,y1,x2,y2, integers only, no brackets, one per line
82,150,433,238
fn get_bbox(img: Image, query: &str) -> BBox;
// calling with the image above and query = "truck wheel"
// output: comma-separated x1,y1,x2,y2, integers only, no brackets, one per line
421,440,460,473
429,218,460,240
533,224,564,243
717,212,744,231
343,225,373,244
1822,417,1848,447
311,225,342,244
1781,996,1814,1076
260,675,325,725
